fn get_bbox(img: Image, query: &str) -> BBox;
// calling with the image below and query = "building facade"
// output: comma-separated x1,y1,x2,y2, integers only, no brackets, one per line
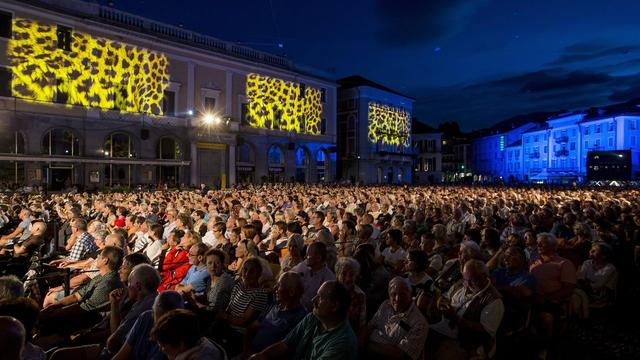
413,131,442,184
0,0,337,190
336,76,414,184
472,111,640,183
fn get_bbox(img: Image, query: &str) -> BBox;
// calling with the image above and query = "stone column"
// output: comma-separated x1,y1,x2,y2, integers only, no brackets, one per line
190,142,198,186
228,144,236,186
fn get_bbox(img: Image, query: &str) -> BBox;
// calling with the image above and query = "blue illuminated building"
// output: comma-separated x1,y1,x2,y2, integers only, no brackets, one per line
472,105,640,183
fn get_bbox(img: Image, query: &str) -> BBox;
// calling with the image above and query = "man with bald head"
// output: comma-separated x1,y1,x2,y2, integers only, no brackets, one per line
106,264,160,354
0,316,25,360
429,259,504,359
248,271,307,354
361,276,428,360
250,280,357,360
12,220,46,258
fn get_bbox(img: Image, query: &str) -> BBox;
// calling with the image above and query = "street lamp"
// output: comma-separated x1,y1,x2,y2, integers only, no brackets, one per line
202,112,218,125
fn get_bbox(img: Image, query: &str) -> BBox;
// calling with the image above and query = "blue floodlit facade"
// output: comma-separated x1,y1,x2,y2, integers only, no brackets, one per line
472,112,640,183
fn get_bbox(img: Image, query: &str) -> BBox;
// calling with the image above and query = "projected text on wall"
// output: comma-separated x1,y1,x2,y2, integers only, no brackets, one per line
245,73,322,135
367,102,411,147
8,18,170,115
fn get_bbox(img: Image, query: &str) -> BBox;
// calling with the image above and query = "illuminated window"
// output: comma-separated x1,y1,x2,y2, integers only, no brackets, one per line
295,147,309,168
42,128,79,156
105,133,133,158
0,11,11,38
499,136,505,151
267,145,284,166
56,25,72,51
0,67,11,97
157,137,182,160
204,97,216,112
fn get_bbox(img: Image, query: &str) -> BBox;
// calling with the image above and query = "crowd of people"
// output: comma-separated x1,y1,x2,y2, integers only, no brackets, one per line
0,183,638,359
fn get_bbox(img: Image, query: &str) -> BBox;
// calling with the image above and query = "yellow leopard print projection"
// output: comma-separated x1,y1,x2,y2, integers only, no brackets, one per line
8,18,170,115
245,73,322,135
367,102,411,147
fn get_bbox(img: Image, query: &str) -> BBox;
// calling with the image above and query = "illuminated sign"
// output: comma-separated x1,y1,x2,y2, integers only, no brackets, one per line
367,102,411,147
8,18,170,115
245,73,322,135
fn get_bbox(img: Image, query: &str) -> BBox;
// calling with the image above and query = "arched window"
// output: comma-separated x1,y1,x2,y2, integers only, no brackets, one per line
104,132,134,158
267,145,284,166
316,149,328,183
295,147,309,168
42,128,79,156
316,150,326,167
236,142,255,163
0,132,25,154
157,137,182,160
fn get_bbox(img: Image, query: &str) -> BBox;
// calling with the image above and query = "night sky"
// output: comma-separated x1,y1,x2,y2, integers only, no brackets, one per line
101,0,640,131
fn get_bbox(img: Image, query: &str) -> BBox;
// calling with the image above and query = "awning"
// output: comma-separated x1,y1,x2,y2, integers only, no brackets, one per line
0,154,190,166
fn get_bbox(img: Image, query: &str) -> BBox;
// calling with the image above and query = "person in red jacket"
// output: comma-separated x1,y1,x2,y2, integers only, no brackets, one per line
113,207,127,228
158,230,198,292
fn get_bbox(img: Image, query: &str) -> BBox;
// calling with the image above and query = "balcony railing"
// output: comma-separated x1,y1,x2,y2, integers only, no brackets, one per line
555,149,569,157
555,135,569,143
529,152,540,159
95,5,292,69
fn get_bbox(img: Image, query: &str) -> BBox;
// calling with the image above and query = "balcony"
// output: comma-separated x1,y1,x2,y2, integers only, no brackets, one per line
555,135,569,143
555,149,569,157
529,152,540,159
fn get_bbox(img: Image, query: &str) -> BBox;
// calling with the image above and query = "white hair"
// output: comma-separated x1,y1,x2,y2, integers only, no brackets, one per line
335,257,360,276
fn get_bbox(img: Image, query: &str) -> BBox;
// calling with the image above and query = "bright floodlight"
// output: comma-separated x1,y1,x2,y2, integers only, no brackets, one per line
203,113,215,125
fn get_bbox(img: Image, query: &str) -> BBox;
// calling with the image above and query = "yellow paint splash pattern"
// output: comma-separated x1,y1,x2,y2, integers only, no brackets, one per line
245,73,322,135
8,18,170,115
367,102,411,147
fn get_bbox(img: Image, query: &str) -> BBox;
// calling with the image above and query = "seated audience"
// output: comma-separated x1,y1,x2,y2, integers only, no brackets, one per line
428,259,504,359
361,276,428,360
249,280,357,360
175,242,210,297
0,316,25,360
292,242,336,310
112,290,184,360
247,271,307,355
151,309,222,359
336,256,367,332
39,246,123,337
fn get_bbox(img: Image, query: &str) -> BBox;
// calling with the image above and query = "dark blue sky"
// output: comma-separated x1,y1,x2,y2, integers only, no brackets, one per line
103,0,640,131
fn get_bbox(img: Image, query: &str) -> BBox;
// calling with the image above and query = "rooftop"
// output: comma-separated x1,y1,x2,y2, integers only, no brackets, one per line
337,76,415,100
17,0,333,81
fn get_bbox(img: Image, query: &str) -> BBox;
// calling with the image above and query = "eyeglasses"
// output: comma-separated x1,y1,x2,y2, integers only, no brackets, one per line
188,252,199,257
